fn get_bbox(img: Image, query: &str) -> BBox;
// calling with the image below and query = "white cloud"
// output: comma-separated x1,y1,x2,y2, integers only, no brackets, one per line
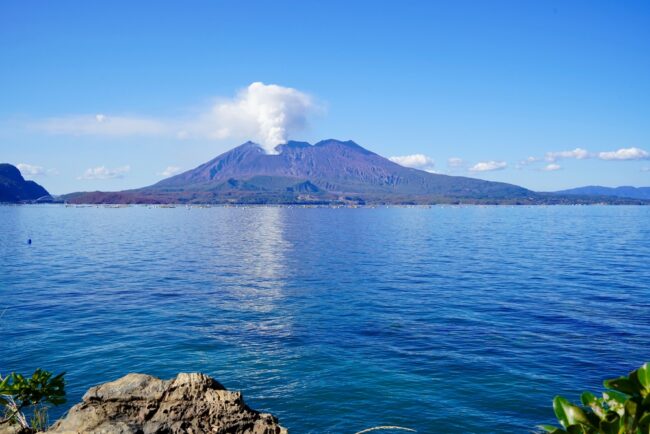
469,161,507,172
597,147,649,161
389,154,435,172
447,157,465,168
545,148,590,162
17,163,45,176
518,146,648,169
159,166,182,177
515,156,541,169
78,165,130,180
16,163,58,177
642,167,650,172
36,114,167,137
33,82,317,154
542,163,562,171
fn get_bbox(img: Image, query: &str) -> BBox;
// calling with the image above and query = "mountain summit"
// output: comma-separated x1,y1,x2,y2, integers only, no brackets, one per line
67,139,537,204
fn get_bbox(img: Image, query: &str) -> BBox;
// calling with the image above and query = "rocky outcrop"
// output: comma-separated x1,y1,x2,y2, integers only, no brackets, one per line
47,372,286,434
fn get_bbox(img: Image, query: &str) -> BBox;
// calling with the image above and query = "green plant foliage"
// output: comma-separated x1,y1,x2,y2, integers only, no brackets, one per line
539,362,650,434
0,369,65,431
30,404,49,433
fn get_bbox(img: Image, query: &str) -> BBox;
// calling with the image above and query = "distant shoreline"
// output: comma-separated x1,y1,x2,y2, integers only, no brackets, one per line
2,200,650,207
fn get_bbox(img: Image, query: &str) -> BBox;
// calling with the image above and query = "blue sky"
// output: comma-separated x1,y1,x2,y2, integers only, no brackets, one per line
1,0,649,194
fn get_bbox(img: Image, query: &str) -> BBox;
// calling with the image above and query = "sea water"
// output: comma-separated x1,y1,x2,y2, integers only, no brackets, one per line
1,205,649,433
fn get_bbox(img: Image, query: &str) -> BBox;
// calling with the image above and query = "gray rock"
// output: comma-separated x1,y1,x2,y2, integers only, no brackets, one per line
47,373,286,434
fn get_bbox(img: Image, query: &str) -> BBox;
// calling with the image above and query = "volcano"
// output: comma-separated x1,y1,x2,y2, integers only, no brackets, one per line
65,139,539,204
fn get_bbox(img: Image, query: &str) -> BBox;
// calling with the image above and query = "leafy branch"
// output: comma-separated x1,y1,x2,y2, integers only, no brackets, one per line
0,369,66,431
540,362,650,434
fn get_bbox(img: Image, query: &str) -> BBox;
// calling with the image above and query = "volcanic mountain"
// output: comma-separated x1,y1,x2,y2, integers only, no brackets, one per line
66,139,542,204
0,163,51,203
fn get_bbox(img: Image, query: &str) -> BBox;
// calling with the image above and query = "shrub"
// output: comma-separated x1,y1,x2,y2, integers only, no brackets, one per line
540,362,650,434
0,369,66,432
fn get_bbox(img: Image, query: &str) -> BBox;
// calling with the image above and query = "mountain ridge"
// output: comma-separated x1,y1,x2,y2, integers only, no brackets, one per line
556,185,650,200
61,139,649,205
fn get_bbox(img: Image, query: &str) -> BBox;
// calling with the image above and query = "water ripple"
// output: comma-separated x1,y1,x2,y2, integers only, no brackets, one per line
1,205,649,433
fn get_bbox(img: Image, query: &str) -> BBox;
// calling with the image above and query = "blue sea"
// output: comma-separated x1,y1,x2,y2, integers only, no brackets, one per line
1,205,649,433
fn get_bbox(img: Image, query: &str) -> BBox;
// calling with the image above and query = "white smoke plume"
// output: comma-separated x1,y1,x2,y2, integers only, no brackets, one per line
205,82,316,154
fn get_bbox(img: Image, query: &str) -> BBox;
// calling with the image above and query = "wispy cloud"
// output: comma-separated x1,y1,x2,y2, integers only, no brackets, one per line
16,163,45,176
545,148,590,162
389,154,435,172
598,147,649,160
447,157,465,168
516,156,540,169
542,163,562,171
159,166,182,177
78,165,130,180
17,163,45,176
469,161,507,172
17,163,58,177
516,146,649,171
36,114,167,137
32,82,319,154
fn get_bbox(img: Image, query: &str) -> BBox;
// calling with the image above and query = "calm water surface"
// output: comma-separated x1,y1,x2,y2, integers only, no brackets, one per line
1,205,650,433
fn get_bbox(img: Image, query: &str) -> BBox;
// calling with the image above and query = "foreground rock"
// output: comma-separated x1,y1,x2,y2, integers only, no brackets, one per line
48,372,286,434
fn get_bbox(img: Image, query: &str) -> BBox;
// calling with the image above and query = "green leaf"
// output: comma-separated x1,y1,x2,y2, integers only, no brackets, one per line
638,412,650,432
565,425,587,434
580,392,597,406
621,399,639,431
538,424,568,433
553,396,572,428
638,363,650,391
553,396,590,428
580,392,605,419
598,411,620,434
604,376,639,396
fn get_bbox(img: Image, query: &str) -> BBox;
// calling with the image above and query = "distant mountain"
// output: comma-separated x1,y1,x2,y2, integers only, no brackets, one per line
0,163,51,203
556,186,650,200
65,139,539,204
